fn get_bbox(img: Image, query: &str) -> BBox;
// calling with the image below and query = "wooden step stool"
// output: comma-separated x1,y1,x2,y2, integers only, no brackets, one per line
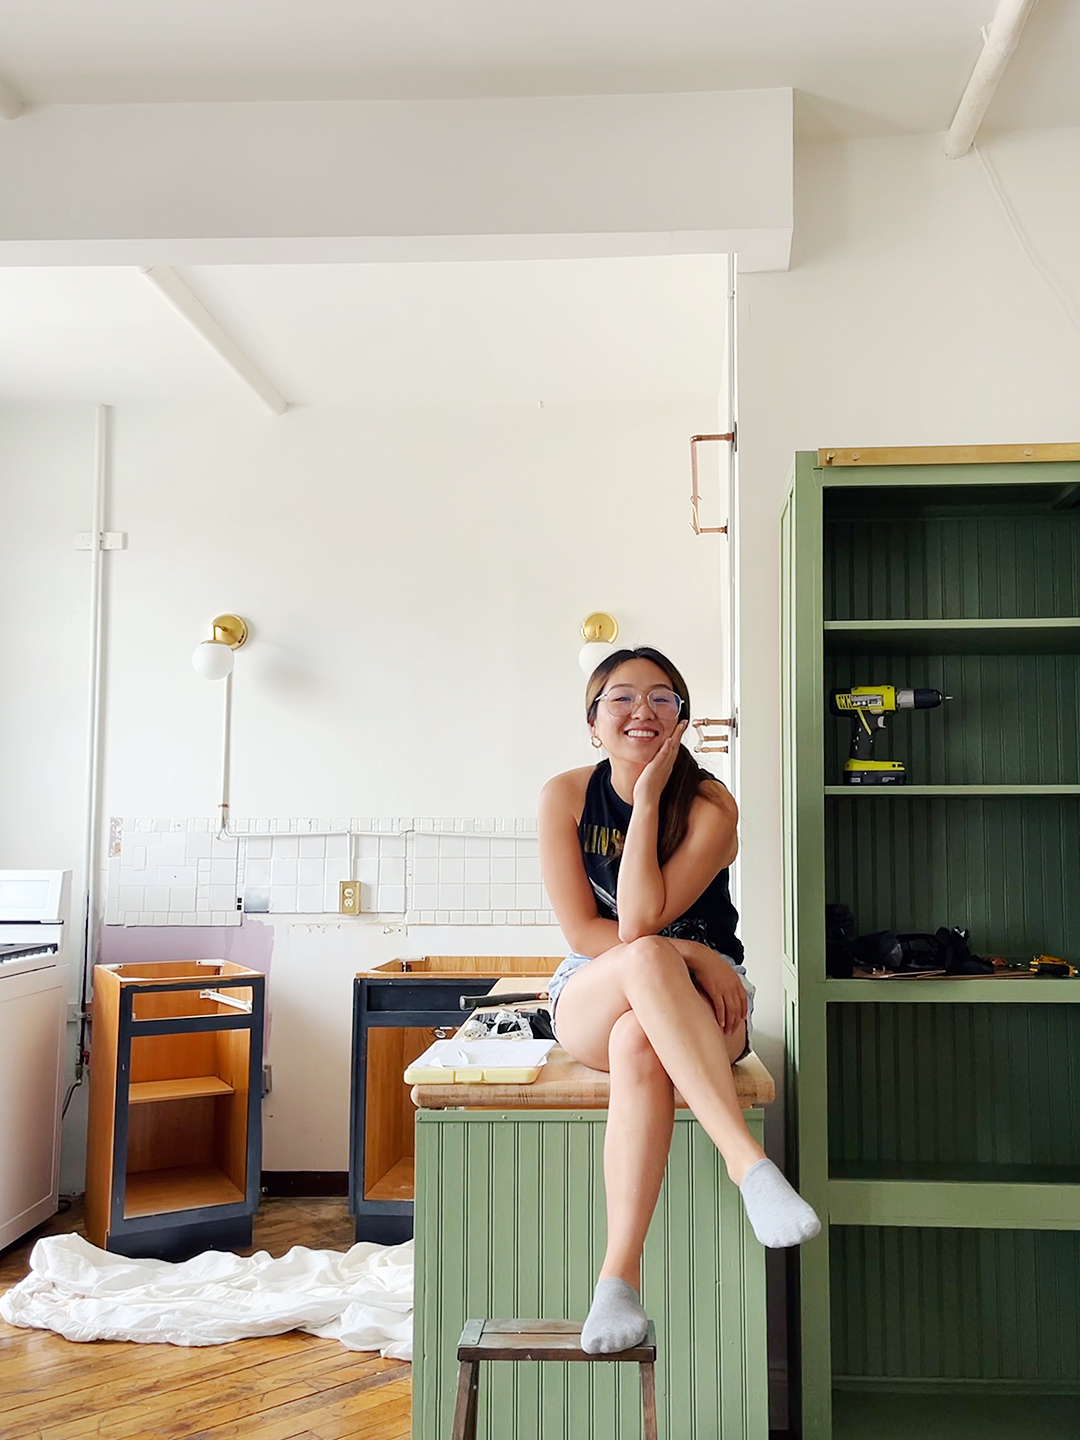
450,1318,658,1440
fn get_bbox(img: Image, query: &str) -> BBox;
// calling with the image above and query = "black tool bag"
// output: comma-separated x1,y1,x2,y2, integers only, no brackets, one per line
826,907,994,976
853,925,992,975
825,903,858,978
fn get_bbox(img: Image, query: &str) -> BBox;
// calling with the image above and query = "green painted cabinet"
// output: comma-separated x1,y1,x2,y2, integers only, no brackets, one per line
783,452,1080,1440
412,1107,768,1440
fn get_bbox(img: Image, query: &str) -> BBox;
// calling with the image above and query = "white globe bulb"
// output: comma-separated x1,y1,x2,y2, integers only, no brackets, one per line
578,640,615,676
192,640,235,680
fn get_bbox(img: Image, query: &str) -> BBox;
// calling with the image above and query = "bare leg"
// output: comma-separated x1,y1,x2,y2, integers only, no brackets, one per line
561,942,755,1352
598,1010,676,1286
555,935,763,1184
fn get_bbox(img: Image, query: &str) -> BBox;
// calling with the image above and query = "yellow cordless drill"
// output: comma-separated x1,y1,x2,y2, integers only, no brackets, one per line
829,685,947,785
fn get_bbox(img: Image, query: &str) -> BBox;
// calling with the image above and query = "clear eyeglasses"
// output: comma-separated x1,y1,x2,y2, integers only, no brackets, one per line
599,686,684,720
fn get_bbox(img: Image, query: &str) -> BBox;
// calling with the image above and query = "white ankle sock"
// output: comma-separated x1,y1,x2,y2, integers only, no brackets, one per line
580,1278,648,1354
739,1158,821,1248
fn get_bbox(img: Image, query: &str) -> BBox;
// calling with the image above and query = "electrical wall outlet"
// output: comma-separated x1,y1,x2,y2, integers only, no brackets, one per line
339,880,361,915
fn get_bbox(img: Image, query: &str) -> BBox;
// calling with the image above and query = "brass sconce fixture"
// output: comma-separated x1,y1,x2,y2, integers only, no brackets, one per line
579,613,619,675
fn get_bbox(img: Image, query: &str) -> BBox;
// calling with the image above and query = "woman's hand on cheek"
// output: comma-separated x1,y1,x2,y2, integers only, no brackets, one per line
632,723,688,806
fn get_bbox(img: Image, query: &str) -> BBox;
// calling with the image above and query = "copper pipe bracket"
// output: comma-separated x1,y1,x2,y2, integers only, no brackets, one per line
691,716,737,755
689,432,735,535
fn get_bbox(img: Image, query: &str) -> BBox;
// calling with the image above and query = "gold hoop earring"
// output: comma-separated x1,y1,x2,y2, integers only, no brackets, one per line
591,735,603,749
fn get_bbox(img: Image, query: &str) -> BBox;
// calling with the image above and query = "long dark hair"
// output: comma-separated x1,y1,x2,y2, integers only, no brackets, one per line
585,646,722,866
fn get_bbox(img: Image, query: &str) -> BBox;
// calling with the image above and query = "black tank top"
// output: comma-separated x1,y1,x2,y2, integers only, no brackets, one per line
577,759,743,964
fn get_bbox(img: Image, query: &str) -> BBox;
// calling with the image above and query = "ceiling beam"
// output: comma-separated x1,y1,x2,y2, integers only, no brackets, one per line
944,0,1040,159
140,266,289,415
0,74,26,121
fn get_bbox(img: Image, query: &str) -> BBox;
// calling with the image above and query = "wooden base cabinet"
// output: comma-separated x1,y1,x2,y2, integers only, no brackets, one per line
349,957,559,1243
86,960,264,1261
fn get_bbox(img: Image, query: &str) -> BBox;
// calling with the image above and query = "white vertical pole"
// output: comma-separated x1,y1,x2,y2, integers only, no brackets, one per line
724,253,740,807
219,670,234,838
79,406,109,1041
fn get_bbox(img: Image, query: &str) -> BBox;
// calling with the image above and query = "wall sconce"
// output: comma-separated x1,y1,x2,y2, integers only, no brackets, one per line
192,614,248,680
192,614,249,835
578,613,619,675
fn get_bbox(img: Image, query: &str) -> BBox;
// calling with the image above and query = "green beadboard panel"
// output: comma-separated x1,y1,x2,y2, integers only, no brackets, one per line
830,1227,1080,1388
824,651,1080,787
826,1003,1080,1181
823,507,1080,621
832,1390,1080,1440
412,1109,768,1440
824,793,1080,957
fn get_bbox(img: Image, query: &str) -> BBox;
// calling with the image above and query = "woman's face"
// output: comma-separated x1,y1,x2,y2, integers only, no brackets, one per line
589,657,684,763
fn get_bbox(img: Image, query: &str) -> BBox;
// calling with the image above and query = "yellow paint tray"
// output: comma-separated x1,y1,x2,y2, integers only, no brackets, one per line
404,1038,554,1085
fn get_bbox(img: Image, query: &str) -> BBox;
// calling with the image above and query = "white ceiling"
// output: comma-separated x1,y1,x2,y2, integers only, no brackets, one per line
0,0,1078,138
0,258,726,406
0,3,1073,406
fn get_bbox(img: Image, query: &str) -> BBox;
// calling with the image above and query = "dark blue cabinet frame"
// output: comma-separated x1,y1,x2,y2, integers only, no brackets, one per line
106,971,265,1261
348,973,496,1243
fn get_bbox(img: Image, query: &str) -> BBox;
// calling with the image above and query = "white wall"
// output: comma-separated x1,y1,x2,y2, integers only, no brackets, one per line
737,126,1080,1080
1,379,732,1174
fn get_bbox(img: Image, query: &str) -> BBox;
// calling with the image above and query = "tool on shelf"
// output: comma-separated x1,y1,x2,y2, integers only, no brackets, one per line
988,953,1079,978
829,684,949,784
459,991,546,1010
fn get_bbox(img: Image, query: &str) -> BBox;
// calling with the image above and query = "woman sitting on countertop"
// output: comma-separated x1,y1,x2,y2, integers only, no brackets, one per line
539,646,820,1354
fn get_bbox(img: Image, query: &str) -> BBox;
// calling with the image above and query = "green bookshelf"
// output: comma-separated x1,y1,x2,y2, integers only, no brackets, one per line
781,451,1080,1440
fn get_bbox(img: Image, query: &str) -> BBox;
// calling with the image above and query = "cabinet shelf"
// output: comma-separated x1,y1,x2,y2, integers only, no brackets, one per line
824,784,1080,796
128,1076,235,1104
828,1177,1080,1230
824,977,1080,1003
824,618,1080,654
830,1161,1080,1186
124,1164,246,1218
364,1157,414,1203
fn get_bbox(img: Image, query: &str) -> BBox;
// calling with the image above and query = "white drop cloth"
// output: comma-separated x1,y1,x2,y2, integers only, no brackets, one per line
0,1233,413,1360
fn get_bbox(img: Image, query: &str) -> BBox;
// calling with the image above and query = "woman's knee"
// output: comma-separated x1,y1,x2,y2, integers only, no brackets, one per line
621,935,687,993
608,1010,669,1082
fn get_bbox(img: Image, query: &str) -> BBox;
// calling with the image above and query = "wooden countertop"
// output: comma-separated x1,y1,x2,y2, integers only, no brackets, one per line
411,1046,775,1112
410,972,775,1110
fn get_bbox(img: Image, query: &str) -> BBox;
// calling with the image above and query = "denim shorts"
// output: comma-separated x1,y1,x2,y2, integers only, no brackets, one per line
547,947,755,1060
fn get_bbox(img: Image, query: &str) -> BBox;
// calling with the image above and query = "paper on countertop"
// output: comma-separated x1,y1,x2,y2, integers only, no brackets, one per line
410,1039,555,1071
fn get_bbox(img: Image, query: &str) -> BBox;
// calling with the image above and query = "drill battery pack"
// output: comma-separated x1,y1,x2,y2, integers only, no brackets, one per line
842,759,906,785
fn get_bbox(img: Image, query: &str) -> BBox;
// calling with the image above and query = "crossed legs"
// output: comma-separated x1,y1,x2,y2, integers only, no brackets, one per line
554,935,819,1352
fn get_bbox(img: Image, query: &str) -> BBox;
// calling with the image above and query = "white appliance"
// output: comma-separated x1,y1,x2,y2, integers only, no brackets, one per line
0,869,70,1249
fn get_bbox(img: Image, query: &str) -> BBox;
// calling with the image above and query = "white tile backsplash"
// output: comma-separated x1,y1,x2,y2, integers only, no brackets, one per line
271,858,298,886
107,816,554,927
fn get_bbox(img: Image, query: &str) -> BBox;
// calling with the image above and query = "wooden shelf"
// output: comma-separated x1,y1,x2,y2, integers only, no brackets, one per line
824,977,1080,1004
828,1177,1080,1230
364,1157,414,1203
830,1161,1080,1186
124,1164,245,1218
824,618,1080,654
128,1076,235,1105
825,784,1080,796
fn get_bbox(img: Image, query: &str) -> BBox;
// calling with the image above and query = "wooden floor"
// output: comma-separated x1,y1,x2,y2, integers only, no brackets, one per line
0,1198,411,1440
